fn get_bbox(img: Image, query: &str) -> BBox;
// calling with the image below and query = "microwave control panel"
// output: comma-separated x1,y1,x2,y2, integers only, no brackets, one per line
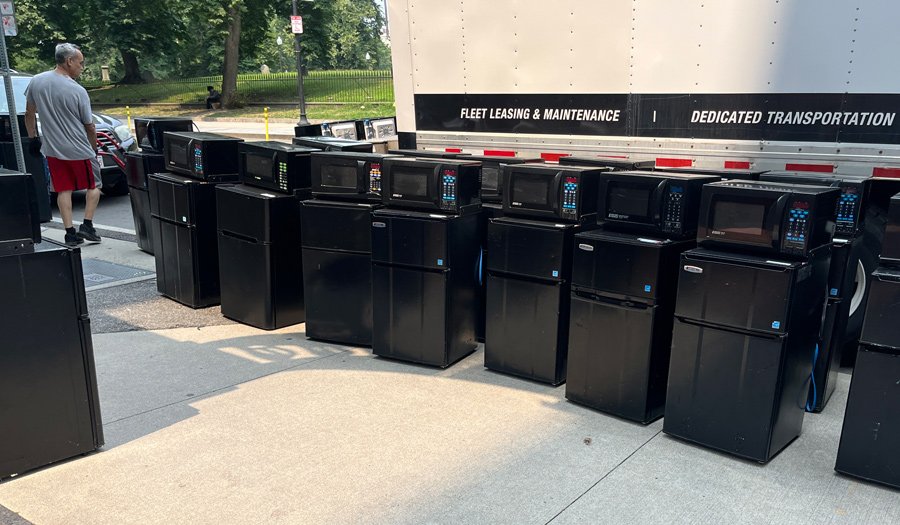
784,200,812,253
193,144,203,174
277,161,289,192
561,177,578,218
441,169,458,210
369,162,382,193
835,186,862,236
662,184,685,234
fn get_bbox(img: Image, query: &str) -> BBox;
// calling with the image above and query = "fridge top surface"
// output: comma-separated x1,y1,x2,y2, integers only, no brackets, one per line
217,184,298,200
301,198,380,211
576,229,694,248
148,171,219,186
684,247,808,270
491,216,582,231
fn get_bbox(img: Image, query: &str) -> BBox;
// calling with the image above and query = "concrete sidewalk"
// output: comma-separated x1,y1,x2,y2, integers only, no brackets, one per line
1,232,899,523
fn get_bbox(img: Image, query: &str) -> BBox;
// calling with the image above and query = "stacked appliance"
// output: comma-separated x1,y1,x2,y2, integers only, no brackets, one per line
468,155,544,342
292,135,374,152
759,171,872,411
0,118,52,222
559,156,656,171
126,117,195,254
301,152,400,344
664,180,839,462
484,163,608,385
652,166,768,181
371,157,483,367
216,142,314,329
565,171,719,423
835,192,900,489
356,117,397,141
0,171,103,480
150,132,242,307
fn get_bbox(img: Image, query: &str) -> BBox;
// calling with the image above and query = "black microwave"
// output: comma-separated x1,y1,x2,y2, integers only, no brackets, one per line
759,171,870,238
599,171,720,238
134,117,194,153
881,192,900,265
501,164,607,222
164,131,243,181
381,157,481,213
466,155,543,204
239,141,317,194
292,135,373,152
311,151,401,202
698,180,841,258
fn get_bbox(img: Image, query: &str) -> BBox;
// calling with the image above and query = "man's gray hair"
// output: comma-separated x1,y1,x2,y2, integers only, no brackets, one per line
55,43,81,65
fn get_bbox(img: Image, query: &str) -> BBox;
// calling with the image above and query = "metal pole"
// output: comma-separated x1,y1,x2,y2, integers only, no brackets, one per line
0,26,25,173
292,0,309,126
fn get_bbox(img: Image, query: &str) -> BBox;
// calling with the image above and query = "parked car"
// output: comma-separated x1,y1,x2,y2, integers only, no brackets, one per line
0,71,137,196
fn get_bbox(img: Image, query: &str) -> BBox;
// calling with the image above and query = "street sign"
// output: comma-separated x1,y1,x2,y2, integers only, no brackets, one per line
0,2,14,16
2,16,15,37
290,15,303,34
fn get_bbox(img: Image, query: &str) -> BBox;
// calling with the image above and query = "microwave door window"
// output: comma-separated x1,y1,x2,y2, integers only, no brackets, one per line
481,166,500,192
512,176,550,206
608,184,651,219
321,164,358,188
391,168,431,200
246,154,274,181
713,200,768,237
170,141,188,167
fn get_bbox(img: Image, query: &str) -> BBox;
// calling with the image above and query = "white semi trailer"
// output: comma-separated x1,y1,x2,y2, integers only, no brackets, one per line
387,0,900,177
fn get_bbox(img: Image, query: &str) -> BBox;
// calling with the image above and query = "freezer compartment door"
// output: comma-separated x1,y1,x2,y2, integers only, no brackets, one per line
675,250,793,334
571,230,692,301
301,199,376,253
484,273,569,385
859,267,900,349
303,249,373,346
149,172,218,227
371,211,450,270
664,319,802,463
566,293,671,423
487,217,571,282
835,345,900,489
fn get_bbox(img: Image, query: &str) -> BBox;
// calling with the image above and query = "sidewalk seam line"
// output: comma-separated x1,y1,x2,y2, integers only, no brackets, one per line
544,429,663,524
101,348,352,427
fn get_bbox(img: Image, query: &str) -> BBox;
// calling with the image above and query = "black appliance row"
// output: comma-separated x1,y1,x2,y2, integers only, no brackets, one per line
835,191,900,490
0,170,103,480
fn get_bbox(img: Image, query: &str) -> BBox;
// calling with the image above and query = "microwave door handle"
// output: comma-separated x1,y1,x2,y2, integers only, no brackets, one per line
358,160,367,193
653,180,667,222
767,194,790,248
550,171,563,211
434,165,442,202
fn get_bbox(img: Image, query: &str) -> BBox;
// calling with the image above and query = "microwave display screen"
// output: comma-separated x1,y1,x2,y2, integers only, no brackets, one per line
482,166,500,192
169,141,188,167
392,168,429,197
245,154,274,181
512,177,549,206
713,200,766,235
321,164,357,188
608,184,651,217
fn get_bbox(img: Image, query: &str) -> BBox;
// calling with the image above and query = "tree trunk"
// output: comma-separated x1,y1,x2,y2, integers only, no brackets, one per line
120,50,142,84
221,2,242,108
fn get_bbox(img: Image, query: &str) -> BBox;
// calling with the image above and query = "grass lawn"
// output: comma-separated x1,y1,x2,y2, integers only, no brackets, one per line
86,71,394,106
96,103,396,123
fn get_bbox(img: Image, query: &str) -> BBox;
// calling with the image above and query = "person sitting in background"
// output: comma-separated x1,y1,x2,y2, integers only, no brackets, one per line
206,86,221,109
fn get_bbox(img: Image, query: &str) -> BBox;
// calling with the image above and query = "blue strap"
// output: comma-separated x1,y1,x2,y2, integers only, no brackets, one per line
806,344,820,412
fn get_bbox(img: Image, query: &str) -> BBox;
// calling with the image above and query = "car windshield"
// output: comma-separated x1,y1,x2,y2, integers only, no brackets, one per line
0,76,30,114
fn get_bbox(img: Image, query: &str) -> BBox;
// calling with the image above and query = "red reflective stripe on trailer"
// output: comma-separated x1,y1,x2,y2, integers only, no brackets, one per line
541,152,570,162
482,150,516,157
724,161,751,169
785,163,834,173
873,167,900,178
445,148,463,153
655,158,693,168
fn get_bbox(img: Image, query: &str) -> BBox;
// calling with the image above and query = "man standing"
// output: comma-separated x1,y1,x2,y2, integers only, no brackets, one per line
25,43,102,247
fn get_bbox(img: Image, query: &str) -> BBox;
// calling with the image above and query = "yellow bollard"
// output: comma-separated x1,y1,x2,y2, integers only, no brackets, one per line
264,107,270,140
126,105,132,133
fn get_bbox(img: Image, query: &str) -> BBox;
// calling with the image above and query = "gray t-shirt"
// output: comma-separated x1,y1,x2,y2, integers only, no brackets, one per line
25,70,95,160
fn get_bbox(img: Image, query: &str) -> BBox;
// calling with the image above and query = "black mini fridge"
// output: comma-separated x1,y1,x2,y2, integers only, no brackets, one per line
1,241,104,480
835,266,900,489
566,230,694,423
371,208,481,367
301,199,379,345
484,217,586,385
216,185,303,330
149,172,223,308
664,247,830,463
126,151,166,254
476,203,502,342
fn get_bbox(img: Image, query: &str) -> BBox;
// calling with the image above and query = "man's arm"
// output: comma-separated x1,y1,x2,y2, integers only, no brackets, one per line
25,99,37,138
84,122,97,151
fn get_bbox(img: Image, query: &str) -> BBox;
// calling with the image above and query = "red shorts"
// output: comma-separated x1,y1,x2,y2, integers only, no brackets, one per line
47,156,96,192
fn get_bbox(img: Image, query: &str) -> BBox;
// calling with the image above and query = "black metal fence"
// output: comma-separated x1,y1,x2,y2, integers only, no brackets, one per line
84,70,394,106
